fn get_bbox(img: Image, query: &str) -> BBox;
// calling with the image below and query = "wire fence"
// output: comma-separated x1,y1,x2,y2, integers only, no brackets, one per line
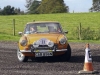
0,19,100,40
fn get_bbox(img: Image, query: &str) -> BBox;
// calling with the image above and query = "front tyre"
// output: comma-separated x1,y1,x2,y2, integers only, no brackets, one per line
60,44,71,61
17,49,28,62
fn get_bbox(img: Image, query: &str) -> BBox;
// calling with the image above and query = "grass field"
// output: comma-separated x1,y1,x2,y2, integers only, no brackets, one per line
0,12,100,43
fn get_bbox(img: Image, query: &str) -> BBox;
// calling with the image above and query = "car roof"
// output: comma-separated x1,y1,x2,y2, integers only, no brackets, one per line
27,21,59,25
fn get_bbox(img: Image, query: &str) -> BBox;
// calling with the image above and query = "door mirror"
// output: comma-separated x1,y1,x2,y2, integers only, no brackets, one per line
18,32,23,35
64,31,68,34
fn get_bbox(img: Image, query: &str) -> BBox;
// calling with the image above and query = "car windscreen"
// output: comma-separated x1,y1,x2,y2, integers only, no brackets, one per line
24,23,63,34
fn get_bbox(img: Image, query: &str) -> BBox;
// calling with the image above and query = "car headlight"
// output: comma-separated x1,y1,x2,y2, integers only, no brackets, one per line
20,40,27,46
48,41,54,47
59,37,67,45
33,41,39,48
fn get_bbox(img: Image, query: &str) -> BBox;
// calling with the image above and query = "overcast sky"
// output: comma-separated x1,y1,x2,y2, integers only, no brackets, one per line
0,0,92,13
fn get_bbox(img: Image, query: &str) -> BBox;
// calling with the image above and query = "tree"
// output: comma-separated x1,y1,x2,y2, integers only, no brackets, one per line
37,0,69,14
0,5,24,15
2,5,16,15
25,0,41,14
90,0,100,12
0,8,2,15
15,8,21,14
25,0,33,8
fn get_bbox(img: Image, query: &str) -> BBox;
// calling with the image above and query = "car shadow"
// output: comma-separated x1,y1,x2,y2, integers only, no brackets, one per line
70,56,84,63
70,55,100,63
26,55,100,63
28,57,65,63
28,56,85,63
92,56,100,62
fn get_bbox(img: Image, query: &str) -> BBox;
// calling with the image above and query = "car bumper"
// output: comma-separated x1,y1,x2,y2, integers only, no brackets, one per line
20,49,67,53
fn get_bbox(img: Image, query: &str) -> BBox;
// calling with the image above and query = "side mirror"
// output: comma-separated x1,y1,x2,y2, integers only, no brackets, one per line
64,31,68,34
18,32,23,35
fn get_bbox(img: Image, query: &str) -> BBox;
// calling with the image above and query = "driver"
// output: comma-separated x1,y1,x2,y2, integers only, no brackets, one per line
30,26,37,33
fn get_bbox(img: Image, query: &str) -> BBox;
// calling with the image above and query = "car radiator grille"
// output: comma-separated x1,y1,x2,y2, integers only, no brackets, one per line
30,44,58,50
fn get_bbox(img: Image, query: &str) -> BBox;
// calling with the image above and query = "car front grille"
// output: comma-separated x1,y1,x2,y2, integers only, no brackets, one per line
30,44,58,50
39,45,48,47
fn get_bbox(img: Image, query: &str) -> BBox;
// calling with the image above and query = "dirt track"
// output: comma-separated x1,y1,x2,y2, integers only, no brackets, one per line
0,41,100,75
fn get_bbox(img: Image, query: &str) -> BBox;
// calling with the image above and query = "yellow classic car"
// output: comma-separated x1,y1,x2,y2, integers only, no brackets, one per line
17,21,71,62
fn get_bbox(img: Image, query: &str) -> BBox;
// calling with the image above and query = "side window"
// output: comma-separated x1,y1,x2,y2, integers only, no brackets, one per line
24,25,30,34
57,23,62,33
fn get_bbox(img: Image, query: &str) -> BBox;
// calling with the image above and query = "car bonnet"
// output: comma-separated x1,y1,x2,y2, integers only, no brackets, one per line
26,33,63,44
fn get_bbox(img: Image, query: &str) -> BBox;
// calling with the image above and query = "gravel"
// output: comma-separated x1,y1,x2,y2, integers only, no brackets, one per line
0,41,100,75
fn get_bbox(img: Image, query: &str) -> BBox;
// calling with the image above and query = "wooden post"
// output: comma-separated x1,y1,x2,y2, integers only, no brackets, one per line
79,23,81,40
33,20,35,22
13,19,15,36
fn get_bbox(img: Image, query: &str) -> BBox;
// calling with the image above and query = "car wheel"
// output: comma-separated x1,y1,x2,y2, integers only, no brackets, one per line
17,49,28,62
60,44,71,61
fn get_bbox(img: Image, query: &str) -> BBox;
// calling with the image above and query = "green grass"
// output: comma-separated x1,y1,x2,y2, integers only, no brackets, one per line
0,12,100,43
69,40,100,44
0,34,19,41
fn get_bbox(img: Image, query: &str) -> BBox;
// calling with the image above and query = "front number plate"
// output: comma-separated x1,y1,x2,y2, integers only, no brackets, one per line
35,52,53,57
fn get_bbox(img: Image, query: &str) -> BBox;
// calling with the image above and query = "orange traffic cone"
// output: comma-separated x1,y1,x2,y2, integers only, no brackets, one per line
78,44,98,74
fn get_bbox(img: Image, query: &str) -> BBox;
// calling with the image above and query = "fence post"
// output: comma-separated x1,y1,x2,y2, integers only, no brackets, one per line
79,23,81,40
13,19,15,36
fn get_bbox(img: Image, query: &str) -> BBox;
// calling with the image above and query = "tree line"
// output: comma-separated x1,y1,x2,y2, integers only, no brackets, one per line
0,0,69,15
0,5,24,15
0,0,100,15
25,0,69,14
25,0,100,13
89,0,100,12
